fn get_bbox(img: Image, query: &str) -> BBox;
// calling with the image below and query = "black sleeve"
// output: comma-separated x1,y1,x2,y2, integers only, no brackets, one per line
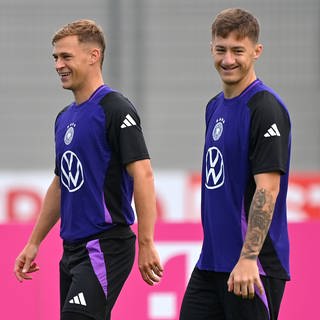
100,92,150,165
248,90,291,175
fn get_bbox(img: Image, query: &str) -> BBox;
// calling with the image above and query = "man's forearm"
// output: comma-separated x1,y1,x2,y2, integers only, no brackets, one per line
241,188,275,260
27,176,61,246
134,172,157,245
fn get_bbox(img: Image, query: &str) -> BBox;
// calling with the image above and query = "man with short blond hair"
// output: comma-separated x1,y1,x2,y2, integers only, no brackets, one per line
14,19,163,320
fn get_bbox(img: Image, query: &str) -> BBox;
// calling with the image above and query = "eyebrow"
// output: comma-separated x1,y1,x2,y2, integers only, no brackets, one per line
52,52,72,57
214,45,246,50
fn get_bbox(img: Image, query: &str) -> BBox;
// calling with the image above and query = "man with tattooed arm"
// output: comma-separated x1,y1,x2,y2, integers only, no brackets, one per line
180,8,291,320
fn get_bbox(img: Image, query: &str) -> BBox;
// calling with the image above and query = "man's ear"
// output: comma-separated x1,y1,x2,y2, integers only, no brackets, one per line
254,43,263,60
89,48,101,65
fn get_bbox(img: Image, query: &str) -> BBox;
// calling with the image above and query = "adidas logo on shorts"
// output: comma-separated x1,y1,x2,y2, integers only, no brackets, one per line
69,292,87,306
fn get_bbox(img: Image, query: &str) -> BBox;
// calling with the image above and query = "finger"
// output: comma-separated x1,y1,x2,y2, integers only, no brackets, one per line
15,269,33,281
248,281,255,299
150,269,161,283
233,279,241,296
22,258,32,273
14,271,24,282
139,265,154,285
14,258,26,282
27,262,40,273
141,270,155,286
20,272,33,280
240,281,249,299
141,266,162,286
152,264,163,277
227,275,234,292
255,277,264,295
156,263,164,272
146,267,161,284
18,262,39,280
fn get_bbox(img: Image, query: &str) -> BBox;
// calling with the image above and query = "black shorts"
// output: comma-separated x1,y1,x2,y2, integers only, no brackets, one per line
60,225,136,320
180,267,286,320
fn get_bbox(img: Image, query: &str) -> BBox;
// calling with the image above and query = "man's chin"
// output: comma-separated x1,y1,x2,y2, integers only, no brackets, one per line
221,78,239,86
61,83,73,90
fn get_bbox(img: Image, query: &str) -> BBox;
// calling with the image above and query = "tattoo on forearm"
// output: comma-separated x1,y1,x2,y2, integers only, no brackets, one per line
241,188,275,260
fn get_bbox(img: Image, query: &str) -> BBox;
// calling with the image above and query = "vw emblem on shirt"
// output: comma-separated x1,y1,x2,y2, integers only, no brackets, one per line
64,126,74,145
205,147,224,189
212,118,225,141
60,151,84,192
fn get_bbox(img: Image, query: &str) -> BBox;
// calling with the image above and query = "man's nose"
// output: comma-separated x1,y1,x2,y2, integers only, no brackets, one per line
222,51,235,65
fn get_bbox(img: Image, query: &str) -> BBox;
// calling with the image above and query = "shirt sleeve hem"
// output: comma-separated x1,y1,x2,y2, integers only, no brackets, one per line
252,166,287,176
122,154,151,166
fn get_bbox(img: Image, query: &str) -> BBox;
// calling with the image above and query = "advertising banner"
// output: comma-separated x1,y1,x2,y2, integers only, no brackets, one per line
1,171,320,223
2,222,318,319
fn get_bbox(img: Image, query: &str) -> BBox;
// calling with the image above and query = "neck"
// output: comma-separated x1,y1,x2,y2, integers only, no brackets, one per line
223,72,257,99
74,75,104,105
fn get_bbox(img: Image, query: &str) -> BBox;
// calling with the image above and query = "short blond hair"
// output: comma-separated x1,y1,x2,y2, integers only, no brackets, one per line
52,19,106,67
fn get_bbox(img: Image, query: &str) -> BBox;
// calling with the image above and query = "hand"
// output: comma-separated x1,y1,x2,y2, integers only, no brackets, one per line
227,258,264,299
138,242,163,286
14,244,40,282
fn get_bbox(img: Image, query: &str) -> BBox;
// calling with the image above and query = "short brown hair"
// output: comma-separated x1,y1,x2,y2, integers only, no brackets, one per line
52,19,106,67
211,8,260,43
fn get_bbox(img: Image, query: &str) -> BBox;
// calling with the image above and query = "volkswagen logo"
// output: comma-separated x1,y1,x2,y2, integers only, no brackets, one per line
205,147,224,189
60,151,84,192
